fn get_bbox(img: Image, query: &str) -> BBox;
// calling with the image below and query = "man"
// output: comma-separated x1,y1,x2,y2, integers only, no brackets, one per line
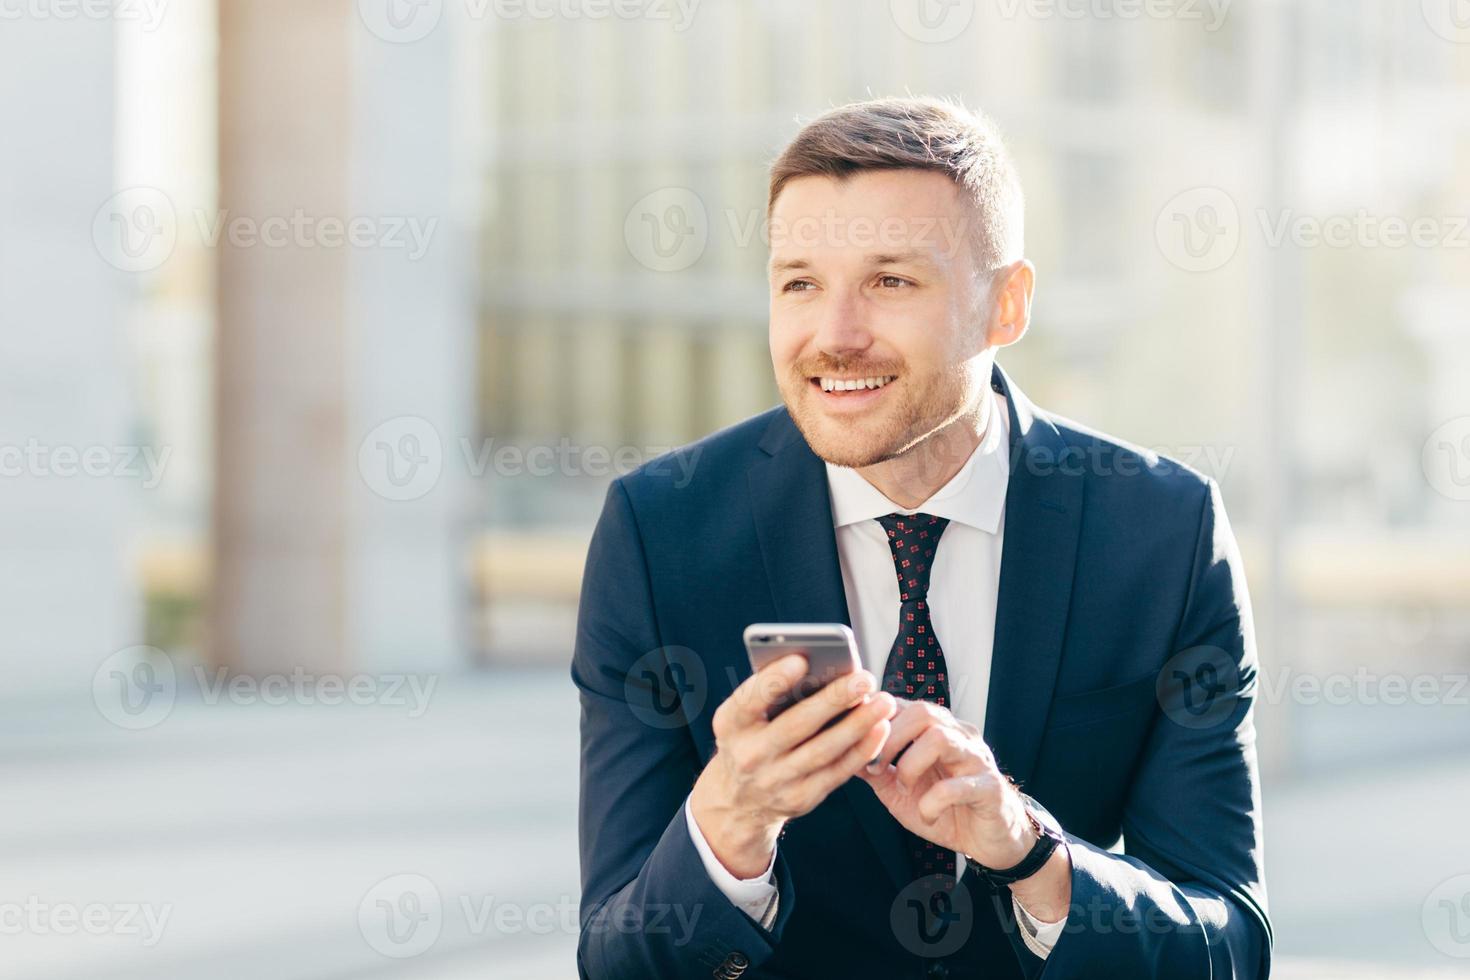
573,97,1270,979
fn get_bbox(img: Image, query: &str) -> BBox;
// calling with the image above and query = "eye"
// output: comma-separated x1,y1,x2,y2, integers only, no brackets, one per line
782,279,816,293
875,274,913,288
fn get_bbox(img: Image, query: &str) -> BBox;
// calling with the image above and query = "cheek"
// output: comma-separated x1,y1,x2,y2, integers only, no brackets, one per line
884,300,965,366
767,309,806,366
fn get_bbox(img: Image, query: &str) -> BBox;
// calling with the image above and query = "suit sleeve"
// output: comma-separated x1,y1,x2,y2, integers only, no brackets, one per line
572,478,796,979
1005,477,1273,979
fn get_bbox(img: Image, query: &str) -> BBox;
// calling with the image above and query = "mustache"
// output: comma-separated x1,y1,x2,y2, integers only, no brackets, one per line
796,359,904,377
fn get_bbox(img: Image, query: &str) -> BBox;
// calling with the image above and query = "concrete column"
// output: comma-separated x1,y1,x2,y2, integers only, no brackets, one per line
213,0,478,676
212,0,352,674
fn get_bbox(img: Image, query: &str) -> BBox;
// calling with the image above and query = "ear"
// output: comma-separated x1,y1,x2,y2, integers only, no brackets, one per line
986,259,1035,349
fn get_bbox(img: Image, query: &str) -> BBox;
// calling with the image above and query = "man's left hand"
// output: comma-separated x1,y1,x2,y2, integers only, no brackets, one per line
858,699,1038,869
858,699,1074,927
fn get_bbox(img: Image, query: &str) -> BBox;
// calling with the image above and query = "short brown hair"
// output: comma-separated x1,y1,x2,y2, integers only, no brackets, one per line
767,96,1024,271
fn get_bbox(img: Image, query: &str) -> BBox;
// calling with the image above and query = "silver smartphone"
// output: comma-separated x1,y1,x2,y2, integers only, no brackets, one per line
743,622,862,719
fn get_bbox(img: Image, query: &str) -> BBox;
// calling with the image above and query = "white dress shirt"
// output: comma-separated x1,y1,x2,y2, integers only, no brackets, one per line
687,389,1065,956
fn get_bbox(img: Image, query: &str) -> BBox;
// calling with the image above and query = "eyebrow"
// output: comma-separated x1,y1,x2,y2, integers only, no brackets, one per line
869,250,932,266
767,250,936,276
768,258,811,275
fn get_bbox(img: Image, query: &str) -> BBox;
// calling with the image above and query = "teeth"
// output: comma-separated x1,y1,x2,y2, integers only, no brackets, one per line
819,375,895,392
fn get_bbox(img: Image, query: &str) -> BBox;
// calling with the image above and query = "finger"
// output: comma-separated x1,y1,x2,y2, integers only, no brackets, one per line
784,692,897,775
806,713,894,800
917,772,1005,823
767,669,880,749
722,654,810,729
857,760,900,801
867,698,946,770
894,725,975,788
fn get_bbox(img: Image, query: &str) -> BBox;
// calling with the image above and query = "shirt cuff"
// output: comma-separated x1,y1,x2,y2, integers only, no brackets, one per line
684,796,780,930
1013,895,1066,959
960,851,1064,959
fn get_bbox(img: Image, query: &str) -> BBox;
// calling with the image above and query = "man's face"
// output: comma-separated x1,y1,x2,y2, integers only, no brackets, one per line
767,169,994,469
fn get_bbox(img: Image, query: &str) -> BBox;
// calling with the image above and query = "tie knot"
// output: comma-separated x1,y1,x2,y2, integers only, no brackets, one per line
876,512,950,602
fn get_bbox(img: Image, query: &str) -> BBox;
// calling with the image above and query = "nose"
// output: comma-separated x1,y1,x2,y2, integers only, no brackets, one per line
811,289,873,360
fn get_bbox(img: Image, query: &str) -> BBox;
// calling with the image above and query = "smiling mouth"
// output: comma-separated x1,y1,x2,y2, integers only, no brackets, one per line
811,375,898,393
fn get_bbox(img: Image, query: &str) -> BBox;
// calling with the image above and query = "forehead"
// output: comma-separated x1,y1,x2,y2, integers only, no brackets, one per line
773,168,963,219
767,169,972,266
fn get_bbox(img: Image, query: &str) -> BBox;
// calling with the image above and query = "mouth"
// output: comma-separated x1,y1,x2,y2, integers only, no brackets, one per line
808,374,897,411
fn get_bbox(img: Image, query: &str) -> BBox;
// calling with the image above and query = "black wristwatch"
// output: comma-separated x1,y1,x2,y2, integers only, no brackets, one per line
965,805,1065,889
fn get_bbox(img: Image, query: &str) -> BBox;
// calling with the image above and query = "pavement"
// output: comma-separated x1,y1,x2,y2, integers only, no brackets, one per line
2,667,1467,979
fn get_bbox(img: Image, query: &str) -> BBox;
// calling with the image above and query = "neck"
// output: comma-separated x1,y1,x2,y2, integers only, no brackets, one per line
856,393,992,510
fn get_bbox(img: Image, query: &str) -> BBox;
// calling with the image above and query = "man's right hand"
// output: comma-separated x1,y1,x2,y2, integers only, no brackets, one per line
689,654,897,878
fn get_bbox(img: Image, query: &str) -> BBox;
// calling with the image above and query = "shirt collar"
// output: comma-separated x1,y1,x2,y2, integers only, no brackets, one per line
824,391,1010,534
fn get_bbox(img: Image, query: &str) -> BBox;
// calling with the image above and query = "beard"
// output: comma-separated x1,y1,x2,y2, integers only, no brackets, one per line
779,357,978,471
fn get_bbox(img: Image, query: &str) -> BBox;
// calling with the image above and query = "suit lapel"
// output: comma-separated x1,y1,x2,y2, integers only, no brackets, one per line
983,365,1084,788
747,412,913,892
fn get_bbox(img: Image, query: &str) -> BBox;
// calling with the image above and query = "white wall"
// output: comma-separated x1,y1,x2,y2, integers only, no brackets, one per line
0,17,137,701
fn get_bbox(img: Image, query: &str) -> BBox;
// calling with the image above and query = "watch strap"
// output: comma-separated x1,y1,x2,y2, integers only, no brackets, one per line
967,808,1063,888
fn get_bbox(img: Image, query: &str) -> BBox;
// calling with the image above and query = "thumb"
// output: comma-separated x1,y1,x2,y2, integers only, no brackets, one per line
859,765,901,804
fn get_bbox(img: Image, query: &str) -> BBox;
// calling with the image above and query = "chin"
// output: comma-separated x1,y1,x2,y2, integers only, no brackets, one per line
785,403,909,469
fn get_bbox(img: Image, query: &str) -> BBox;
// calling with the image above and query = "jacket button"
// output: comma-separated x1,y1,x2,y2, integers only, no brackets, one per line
713,952,749,978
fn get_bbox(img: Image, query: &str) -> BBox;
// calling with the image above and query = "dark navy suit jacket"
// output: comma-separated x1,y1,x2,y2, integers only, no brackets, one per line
572,365,1271,979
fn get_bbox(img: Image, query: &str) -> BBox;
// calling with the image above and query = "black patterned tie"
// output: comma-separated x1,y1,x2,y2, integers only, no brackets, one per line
876,512,956,883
